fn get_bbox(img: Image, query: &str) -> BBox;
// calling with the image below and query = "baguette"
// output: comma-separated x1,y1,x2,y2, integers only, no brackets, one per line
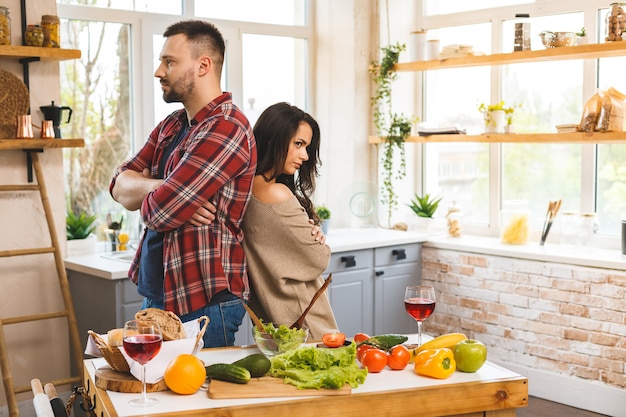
134,308,185,341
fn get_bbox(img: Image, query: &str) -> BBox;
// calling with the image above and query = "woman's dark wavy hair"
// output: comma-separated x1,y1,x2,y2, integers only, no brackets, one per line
253,102,322,223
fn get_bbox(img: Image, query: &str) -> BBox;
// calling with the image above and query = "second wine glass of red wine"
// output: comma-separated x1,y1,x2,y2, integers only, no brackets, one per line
404,285,436,346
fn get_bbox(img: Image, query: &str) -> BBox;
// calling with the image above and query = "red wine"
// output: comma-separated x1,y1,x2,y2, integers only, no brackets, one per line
405,298,436,321
123,334,162,364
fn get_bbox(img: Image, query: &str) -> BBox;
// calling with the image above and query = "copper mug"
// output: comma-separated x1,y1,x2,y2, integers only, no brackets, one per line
16,115,34,138
41,120,55,139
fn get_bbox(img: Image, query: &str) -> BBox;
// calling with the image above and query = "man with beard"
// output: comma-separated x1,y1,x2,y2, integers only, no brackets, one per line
109,20,257,347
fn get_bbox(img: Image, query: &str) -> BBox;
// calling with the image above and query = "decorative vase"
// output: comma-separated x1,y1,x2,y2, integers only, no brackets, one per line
483,109,506,134
320,220,330,235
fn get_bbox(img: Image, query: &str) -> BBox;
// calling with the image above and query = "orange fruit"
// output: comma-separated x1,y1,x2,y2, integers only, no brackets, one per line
163,354,206,395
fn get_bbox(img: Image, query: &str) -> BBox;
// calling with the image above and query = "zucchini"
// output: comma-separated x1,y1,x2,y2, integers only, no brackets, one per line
360,334,408,351
232,353,271,378
205,363,251,384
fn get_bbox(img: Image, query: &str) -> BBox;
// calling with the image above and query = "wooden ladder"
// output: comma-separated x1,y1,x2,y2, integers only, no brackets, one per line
0,151,83,417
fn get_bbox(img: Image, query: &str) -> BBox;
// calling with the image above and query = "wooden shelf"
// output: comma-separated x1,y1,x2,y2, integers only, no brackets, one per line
0,45,81,61
394,42,626,71
368,131,626,144
0,138,84,150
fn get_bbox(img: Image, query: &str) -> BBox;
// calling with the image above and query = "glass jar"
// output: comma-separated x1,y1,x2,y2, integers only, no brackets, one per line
501,200,530,245
0,6,11,46
559,211,580,247
446,201,463,238
579,212,599,246
24,24,43,47
41,14,60,47
605,2,626,42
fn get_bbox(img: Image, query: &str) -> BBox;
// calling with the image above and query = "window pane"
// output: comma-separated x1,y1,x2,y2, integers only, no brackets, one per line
195,0,306,26
58,0,182,14
424,0,531,16
241,34,308,125
597,54,626,236
60,20,137,239
423,23,491,225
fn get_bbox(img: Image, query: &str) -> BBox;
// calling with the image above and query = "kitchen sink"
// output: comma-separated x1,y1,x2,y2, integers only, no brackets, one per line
100,251,135,262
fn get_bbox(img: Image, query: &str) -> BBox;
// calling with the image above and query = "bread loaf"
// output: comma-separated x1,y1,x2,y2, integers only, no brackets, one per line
134,308,185,341
107,328,124,346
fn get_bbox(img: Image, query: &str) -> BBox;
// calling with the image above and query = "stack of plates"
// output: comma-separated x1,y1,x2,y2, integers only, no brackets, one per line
556,124,578,133
0,69,30,139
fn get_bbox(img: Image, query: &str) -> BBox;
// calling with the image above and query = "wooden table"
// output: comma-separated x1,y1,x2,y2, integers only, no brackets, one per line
83,337,528,417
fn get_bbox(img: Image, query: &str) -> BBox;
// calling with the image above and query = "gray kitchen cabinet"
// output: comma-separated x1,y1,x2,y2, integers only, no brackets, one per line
373,243,422,335
68,270,143,351
325,249,375,337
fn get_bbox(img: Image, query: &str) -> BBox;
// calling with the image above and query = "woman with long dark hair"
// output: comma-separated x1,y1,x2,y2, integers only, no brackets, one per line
242,102,337,339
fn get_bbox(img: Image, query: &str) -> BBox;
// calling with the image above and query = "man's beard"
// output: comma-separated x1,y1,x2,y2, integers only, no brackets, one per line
162,68,195,103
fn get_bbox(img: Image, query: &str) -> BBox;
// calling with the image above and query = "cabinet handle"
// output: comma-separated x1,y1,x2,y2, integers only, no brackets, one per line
392,249,406,260
375,270,384,276
340,255,356,267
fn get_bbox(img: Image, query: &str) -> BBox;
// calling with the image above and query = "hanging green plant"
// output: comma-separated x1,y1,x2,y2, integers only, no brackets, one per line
369,42,416,228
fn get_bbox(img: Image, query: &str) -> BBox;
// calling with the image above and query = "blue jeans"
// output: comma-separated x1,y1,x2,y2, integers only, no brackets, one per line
141,294,245,348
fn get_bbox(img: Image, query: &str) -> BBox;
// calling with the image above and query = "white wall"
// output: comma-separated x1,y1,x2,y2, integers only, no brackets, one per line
0,0,71,409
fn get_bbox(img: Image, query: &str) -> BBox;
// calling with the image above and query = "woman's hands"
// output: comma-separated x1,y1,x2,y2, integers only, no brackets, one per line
309,219,326,244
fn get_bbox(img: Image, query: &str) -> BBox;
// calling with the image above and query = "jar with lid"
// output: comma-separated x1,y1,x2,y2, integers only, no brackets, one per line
446,201,463,238
579,212,599,246
501,200,530,245
559,211,580,247
0,6,11,46
25,24,43,47
41,14,60,47
606,3,626,42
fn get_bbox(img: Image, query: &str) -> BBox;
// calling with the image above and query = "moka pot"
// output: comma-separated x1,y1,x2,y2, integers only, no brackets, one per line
39,101,73,138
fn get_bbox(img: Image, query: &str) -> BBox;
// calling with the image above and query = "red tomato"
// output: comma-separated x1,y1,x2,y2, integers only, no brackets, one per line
322,332,346,348
357,344,373,362
387,344,410,370
353,333,370,343
361,348,387,373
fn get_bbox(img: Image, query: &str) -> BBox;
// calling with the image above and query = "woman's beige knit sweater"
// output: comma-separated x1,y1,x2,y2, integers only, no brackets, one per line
241,195,338,340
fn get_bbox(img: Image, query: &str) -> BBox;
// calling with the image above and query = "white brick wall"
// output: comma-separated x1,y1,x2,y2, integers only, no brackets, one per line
421,247,626,390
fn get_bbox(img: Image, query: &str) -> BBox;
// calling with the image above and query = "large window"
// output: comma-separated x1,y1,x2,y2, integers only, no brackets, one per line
415,1,626,246
58,1,312,242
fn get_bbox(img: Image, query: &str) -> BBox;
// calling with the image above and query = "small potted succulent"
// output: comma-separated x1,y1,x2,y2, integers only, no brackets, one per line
407,193,442,233
66,209,97,256
576,27,588,45
315,205,331,234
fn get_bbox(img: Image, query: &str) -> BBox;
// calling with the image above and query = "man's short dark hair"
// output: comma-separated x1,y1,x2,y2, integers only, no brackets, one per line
164,20,225,74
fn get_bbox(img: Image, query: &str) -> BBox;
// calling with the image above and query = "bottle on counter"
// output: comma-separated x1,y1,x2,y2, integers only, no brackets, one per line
501,200,530,245
0,6,11,46
446,201,463,238
41,14,60,47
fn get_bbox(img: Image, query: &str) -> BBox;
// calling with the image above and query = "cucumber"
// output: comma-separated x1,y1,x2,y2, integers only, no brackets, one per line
205,363,251,384
360,334,408,351
232,353,271,378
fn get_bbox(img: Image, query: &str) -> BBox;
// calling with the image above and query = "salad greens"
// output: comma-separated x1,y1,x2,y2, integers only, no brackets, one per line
270,341,368,389
255,322,307,352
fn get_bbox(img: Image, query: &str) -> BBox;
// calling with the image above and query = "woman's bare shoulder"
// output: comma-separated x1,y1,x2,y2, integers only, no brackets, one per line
252,179,293,204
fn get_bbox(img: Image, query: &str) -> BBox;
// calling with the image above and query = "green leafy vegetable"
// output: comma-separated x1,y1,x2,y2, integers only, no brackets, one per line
269,341,367,389
255,322,307,352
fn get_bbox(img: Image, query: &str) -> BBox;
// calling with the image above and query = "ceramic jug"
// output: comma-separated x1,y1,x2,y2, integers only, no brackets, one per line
39,101,73,138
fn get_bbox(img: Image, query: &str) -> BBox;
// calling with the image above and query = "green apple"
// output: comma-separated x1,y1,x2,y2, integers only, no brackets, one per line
453,339,487,372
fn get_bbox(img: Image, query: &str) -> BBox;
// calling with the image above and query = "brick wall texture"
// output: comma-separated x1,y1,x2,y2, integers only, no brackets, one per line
421,247,626,389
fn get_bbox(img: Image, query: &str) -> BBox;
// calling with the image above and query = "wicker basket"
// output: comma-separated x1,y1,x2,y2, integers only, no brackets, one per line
0,69,30,139
88,315,209,373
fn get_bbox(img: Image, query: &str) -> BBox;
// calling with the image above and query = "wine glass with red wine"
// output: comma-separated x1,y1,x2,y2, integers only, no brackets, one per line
404,286,436,346
123,319,163,407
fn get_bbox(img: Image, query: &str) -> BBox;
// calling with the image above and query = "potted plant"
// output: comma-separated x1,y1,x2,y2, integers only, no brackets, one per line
478,101,507,133
576,27,588,45
407,193,442,233
370,42,417,228
66,209,97,256
315,205,331,234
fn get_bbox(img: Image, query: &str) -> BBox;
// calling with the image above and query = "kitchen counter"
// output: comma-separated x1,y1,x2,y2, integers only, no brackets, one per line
64,228,428,280
83,334,528,417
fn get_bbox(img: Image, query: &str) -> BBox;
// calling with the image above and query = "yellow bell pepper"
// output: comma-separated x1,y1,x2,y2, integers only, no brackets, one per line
413,348,456,379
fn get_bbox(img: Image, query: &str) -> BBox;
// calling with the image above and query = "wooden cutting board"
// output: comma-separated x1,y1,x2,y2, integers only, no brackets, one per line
208,376,351,399
94,366,168,393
